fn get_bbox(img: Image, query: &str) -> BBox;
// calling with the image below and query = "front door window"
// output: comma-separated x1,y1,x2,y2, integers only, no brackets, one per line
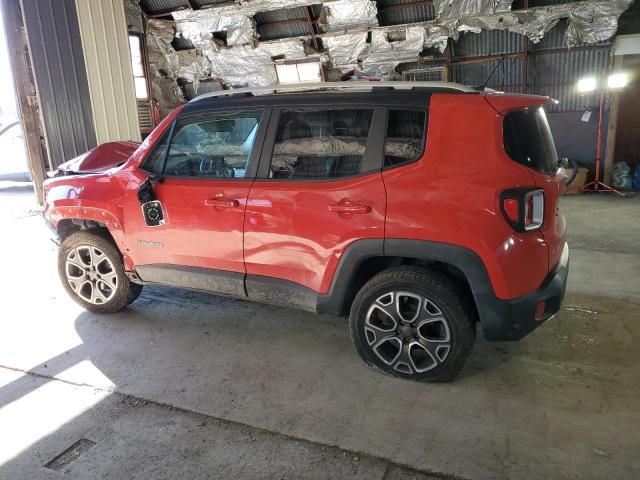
163,111,262,179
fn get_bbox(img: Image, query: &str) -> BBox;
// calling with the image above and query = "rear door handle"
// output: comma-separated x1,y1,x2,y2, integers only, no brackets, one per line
328,200,371,214
205,198,239,208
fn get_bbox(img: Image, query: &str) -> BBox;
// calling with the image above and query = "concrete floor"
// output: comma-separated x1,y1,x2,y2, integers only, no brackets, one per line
0,183,639,479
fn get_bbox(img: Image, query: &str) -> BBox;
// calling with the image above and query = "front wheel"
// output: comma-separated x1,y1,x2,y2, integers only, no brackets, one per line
349,267,476,382
58,231,142,313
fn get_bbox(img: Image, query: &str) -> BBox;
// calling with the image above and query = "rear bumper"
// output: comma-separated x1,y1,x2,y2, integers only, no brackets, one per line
477,242,569,341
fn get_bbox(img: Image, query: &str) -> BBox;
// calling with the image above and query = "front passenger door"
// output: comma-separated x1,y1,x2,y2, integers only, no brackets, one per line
129,109,268,296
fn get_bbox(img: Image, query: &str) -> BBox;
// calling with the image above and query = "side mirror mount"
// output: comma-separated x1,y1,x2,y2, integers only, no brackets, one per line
137,178,165,227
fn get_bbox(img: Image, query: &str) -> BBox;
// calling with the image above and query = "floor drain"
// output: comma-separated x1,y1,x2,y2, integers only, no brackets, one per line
44,438,96,471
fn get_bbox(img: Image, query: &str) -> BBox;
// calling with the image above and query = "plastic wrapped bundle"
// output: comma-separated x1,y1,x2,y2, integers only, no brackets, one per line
612,161,633,190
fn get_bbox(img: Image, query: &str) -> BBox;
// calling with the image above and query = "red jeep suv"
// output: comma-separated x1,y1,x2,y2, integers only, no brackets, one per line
43,81,569,382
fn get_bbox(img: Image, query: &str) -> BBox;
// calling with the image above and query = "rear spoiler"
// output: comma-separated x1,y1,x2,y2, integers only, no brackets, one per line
483,93,558,115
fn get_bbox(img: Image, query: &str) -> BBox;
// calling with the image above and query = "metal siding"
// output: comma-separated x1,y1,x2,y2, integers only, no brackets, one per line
530,0,573,6
172,36,195,50
444,23,611,112
255,5,320,41
531,18,610,51
258,22,312,40
529,48,611,112
377,0,436,26
192,0,235,7
453,30,524,58
452,57,523,90
22,0,97,168
140,0,189,15
75,0,141,144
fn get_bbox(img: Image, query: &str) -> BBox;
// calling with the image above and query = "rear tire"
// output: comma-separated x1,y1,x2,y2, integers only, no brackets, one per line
349,267,476,382
58,231,142,313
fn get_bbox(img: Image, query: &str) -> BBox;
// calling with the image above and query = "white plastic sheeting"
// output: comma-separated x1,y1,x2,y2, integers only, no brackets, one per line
144,0,634,99
433,0,512,19
202,39,312,87
324,33,368,69
322,0,378,32
440,0,633,50
171,0,378,48
567,0,634,45
173,10,255,47
361,27,426,76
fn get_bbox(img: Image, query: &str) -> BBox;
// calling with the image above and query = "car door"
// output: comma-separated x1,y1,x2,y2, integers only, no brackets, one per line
126,109,269,296
243,106,387,299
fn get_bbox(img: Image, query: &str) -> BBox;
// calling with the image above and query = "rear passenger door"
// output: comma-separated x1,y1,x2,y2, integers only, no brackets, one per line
243,106,387,297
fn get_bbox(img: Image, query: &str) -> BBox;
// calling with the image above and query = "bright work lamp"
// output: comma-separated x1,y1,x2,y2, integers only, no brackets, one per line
577,71,631,197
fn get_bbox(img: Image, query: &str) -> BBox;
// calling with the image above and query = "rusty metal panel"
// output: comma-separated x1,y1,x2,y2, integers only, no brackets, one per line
22,0,97,168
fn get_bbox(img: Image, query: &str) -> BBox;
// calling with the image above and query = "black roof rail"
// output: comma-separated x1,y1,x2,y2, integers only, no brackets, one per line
189,81,478,103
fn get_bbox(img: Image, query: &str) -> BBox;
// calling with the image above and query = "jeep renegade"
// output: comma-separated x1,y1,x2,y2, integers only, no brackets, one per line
43,81,569,382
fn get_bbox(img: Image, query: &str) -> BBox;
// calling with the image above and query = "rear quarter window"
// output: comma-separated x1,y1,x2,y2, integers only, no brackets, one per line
503,107,558,175
384,109,427,168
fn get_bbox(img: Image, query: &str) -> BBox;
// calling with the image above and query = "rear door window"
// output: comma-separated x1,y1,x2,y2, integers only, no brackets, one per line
384,109,427,167
503,107,558,174
267,108,374,179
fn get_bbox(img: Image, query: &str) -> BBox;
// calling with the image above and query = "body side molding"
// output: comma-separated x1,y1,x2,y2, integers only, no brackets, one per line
136,264,246,298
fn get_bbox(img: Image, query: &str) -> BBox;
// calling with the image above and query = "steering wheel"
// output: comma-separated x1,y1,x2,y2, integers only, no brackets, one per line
199,156,235,178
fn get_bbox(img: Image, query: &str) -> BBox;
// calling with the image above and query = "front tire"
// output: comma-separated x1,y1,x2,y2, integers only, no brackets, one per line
58,231,142,313
349,267,476,382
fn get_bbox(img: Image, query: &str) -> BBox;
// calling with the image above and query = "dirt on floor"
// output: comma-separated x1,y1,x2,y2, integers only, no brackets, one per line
0,186,639,480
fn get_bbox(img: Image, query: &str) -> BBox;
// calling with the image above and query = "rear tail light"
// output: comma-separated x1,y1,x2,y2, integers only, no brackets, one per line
500,188,544,232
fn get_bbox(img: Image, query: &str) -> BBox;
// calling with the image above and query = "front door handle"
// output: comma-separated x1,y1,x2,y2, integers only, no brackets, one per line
205,198,239,208
328,199,371,214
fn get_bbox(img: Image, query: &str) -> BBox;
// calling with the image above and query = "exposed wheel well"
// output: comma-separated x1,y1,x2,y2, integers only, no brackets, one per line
339,256,478,319
57,219,117,246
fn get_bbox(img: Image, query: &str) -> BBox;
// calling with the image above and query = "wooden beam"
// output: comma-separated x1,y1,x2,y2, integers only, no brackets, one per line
0,0,48,203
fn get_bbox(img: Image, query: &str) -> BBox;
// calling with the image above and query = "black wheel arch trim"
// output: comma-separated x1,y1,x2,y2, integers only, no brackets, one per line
317,238,494,318
319,237,561,342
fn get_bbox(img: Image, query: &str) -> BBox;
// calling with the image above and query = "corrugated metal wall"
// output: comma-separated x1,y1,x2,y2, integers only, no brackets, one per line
22,0,96,168
449,23,612,113
75,0,141,144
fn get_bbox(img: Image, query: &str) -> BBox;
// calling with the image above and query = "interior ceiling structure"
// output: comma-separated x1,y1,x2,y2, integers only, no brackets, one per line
139,0,636,109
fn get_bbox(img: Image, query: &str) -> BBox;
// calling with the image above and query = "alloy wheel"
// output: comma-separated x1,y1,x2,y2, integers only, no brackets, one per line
65,246,118,305
364,291,451,374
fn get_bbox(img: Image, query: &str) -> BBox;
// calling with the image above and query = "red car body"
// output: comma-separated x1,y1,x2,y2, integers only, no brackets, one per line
44,87,569,342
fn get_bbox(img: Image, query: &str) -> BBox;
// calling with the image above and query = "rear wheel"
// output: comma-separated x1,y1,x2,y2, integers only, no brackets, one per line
349,267,476,382
58,231,142,313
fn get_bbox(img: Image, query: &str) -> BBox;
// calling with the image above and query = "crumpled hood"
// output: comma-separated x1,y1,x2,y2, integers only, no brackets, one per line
55,141,141,175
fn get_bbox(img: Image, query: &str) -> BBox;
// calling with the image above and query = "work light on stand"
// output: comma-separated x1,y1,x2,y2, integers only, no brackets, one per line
577,70,630,197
